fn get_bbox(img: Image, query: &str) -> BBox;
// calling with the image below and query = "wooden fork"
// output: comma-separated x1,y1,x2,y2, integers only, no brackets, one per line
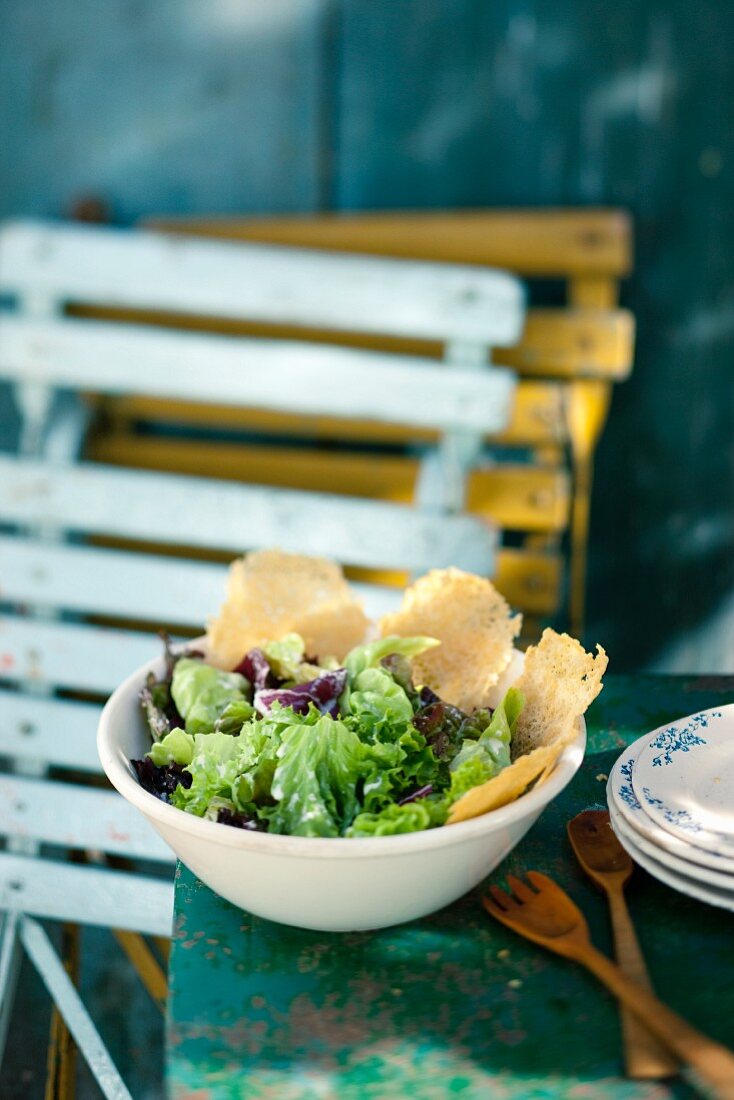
484,872,734,1100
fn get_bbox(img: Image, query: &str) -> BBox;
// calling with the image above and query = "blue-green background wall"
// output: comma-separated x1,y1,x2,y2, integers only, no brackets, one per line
2,0,733,672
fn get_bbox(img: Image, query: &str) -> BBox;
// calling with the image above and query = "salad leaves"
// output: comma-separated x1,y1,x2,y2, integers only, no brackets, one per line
133,631,525,838
171,659,249,736
450,686,524,780
255,668,348,718
268,715,368,837
344,635,438,680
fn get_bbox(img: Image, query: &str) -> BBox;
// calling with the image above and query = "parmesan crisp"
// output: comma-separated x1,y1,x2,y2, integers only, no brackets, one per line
207,549,370,668
379,568,521,712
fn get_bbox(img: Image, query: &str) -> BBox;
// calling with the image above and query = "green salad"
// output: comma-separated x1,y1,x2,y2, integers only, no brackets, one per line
132,633,524,838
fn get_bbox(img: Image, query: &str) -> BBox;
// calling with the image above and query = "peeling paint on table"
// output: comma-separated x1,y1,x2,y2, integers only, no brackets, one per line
167,676,734,1099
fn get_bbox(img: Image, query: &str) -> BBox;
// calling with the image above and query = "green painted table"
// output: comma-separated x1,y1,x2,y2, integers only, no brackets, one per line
166,676,734,1099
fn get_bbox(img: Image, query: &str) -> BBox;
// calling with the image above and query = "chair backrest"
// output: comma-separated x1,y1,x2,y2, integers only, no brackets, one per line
0,218,526,1031
0,217,523,776
0,212,612,1092
139,209,635,633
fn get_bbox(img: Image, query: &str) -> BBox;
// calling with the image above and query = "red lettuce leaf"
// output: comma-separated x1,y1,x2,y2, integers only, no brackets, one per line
255,669,348,718
233,648,272,692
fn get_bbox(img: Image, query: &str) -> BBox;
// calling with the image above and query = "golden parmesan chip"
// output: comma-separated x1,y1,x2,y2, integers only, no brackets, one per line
535,726,581,786
511,629,608,759
446,742,565,824
207,549,370,668
293,601,374,667
378,568,521,712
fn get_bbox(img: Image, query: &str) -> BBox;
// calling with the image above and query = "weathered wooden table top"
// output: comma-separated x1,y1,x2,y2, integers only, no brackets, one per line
166,675,734,1099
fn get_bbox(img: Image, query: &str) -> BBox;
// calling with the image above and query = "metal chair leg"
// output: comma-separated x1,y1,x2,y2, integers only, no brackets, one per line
20,917,133,1100
0,911,22,1065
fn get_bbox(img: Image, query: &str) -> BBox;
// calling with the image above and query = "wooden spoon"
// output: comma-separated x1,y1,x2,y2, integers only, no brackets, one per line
568,808,678,1079
483,872,734,1100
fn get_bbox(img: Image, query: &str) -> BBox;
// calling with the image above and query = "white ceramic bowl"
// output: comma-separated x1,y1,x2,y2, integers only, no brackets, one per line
98,649,585,931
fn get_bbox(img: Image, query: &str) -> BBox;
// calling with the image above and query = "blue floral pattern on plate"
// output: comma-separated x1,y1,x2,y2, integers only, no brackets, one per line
648,712,720,767
607,723,734,873
628,705,734,855
617,758,641,810
640,787,702,833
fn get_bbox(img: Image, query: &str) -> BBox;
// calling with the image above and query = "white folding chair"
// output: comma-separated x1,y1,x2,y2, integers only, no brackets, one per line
0,217,524,1097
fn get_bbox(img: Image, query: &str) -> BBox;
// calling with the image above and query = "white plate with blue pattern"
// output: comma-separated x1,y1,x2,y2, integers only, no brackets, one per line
608,800,734,891
609,801,734,912
633,705,734,855
607,737,734,874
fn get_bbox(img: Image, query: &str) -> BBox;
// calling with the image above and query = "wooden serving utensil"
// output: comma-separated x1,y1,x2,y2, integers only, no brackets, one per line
567,808,678,1079
483,872,734,1100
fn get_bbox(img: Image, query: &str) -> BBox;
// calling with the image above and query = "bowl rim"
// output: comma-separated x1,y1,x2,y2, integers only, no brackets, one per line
97,647,586,860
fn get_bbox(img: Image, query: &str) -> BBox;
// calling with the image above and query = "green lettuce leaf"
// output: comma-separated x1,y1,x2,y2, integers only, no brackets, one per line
345,663,441,809
267,715,369,837
348,666,414,729
344,635,439,682
263,633,306,680
171,659,249,735
171,712,288,817
203,795,244,822
215,698,255,735
263,633,339,684
228,713,291,806
447,756,494,802
171,731,245,816
147,727,194,767
348,797,448,837
450,686,525,784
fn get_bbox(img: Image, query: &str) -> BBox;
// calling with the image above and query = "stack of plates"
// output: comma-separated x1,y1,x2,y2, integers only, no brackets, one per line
607,704,734,911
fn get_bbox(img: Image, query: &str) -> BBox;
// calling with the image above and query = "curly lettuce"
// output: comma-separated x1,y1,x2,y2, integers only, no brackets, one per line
450,686,524,780
348,797,448,837
171,659,250,736
344,635,439,681
137,634,526,838
266,715,369,837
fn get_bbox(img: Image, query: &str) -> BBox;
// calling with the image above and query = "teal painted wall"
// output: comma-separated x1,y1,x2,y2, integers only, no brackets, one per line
1,0,733,672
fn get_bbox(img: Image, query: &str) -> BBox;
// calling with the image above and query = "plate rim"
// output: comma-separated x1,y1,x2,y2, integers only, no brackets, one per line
607,743,734,873
609,805,734,912
632,704,734,854
608,800,734,891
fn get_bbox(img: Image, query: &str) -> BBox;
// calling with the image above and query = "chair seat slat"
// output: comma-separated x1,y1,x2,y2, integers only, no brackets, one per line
0,537,225,628
0,457,497,574
0,538,401,625
0,617,159,695
0,317,516,434
0,775,174,864
0,220,524,345
0,853,172,936
0,693,102,773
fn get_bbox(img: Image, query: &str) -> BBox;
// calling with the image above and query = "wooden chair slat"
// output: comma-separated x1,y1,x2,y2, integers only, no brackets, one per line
0,537,225,628
0,537,400,626
496,308,634,380
0,617,160,695
0,776,173,864
0,316,515,434
88,435,569,534
0,853,172,936
68,303,631,382
96,377,568,448
494,548,562,616
0,693,102,773
149,209,632,278
0,456,497,574
0,220,524,344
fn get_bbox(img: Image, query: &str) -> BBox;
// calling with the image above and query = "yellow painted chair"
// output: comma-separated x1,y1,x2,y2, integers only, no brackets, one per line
90,208,634,636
